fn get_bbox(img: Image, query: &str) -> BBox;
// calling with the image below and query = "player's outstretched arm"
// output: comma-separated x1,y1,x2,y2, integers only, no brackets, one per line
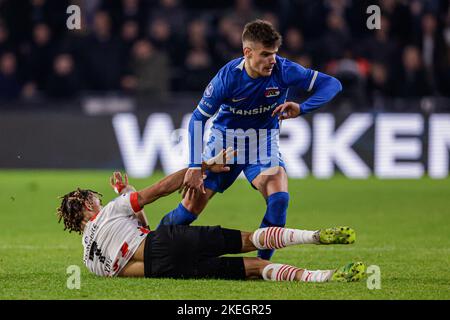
298,72,342,114
183,108,212,196
135,148,235,207
273,67,342,120
109,168,191,209
186,76,223,195
136,168,190,207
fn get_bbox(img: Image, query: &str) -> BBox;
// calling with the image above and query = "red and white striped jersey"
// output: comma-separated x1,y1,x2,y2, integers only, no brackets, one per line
82,192,149,277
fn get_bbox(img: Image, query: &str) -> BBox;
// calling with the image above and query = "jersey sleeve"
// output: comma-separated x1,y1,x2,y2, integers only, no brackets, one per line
196,71,227,118
189,70,228,167
279,57,342,114
110,192,142,218
280,58,319,92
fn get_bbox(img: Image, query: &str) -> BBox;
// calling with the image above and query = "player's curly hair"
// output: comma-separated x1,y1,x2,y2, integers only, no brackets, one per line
57,188,102,234
242,19,282,48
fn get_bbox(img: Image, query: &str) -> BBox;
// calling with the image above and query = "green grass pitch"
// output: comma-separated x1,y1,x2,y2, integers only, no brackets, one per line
0,170,449,300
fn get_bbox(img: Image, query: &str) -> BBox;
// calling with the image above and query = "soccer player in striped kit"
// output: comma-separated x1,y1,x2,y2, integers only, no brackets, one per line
57,159,365,282
159,19,344,261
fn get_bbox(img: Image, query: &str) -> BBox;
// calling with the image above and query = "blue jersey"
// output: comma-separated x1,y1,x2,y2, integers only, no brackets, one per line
189,56,342,167
196,56,318,132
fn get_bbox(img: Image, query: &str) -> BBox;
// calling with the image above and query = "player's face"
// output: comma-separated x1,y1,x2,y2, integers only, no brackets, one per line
86,194,102,213
244,42,278,77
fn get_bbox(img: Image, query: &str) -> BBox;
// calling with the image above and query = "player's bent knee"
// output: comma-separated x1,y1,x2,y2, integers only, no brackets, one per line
252,166,288,194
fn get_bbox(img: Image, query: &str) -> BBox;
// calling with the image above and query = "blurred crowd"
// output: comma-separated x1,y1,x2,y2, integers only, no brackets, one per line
0,0,449,110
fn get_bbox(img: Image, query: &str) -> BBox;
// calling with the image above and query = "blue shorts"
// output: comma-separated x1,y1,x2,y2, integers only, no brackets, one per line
203,162,286,193
202,132,286,193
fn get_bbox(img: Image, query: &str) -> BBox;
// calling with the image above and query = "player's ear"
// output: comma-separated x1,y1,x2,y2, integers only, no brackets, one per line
243,46,252,58
84,200,92,211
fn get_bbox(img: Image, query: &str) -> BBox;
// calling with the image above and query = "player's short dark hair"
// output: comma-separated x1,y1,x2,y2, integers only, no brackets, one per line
57,188,102,234
242,19,282,48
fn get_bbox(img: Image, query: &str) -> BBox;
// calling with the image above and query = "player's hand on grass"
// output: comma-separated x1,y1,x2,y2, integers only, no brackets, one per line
180,168,206,200
110,171,129,194
272,102,301,120
203,147,236,173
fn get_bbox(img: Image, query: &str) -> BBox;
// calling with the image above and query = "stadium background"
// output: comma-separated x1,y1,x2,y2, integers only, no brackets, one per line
0,0,449,301
1,0,449,176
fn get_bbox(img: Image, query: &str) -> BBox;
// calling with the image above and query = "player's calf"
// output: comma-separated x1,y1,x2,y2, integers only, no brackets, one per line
249,226,356,250
257,191,289,260
250,227,319,250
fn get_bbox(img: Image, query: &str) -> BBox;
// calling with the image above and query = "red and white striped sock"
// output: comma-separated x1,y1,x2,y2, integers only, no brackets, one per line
262,264,302,281
300,269,334,282
251,227,319,250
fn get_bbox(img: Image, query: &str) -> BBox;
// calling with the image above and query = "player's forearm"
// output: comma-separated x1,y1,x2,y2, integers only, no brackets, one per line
157,168,190,195
188,109,208,168
137,168,189,207
300,73,342,114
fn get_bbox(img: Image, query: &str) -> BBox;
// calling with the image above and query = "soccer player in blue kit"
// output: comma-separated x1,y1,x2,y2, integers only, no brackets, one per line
159,20,348,260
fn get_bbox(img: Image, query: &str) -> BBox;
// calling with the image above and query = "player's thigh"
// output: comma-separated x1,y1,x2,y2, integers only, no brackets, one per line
197,226,243,257
153,225,241,260
251,166,288,199
192,257,246,280
147,226,245,279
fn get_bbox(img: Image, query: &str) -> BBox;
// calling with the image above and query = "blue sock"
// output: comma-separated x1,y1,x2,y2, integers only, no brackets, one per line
257,192,289,260
158,203,197,227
